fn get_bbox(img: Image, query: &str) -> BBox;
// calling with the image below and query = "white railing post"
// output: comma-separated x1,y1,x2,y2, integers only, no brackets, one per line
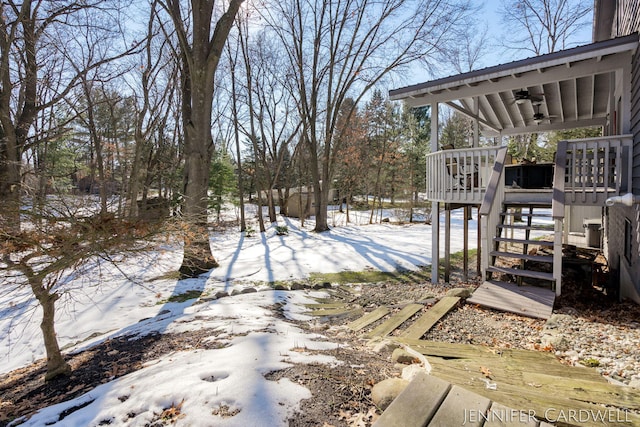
425,146,500,205
553,141,567,296
563,135,632,206
478,147,508,281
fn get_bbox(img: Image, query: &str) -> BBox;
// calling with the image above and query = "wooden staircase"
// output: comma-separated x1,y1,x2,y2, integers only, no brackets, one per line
489,202,555,287
470,202,557,319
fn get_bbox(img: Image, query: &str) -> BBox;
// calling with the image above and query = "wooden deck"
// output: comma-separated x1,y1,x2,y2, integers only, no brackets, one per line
467,280,555,319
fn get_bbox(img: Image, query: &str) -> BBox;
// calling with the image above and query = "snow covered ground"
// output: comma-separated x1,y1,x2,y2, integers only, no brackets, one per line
0,205,551,426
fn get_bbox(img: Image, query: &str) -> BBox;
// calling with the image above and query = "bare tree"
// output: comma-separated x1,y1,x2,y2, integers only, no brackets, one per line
225,38,247,231
499,0,592,56
157,0,243,278
0,1,139,231
236,16,301,227
444,23,490,73
0,202,178,381
260,0,473,232
128,2,179,219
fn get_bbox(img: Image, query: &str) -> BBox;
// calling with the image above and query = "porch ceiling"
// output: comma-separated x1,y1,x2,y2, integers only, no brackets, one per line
390,34,639,137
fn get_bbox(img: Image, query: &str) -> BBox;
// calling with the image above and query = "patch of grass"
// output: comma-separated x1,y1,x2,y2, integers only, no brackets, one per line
149,271,182,282
162,289,204,303
300,248,477,285
444,248,478,265
415,248,478,275
580,357,600,367
308,269,431,285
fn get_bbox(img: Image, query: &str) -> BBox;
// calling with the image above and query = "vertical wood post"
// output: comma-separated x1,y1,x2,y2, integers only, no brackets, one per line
477,206,481,277
463,205,469,282
445,205,451,283
431,102,440,284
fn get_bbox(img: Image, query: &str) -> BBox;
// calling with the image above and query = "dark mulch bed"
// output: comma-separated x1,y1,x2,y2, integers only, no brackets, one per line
0,329,225,426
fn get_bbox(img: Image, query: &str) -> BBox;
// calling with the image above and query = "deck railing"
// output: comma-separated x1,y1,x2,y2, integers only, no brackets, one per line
426,136,632,207
426,146,502,204
479,147,508,280
562,135,633,205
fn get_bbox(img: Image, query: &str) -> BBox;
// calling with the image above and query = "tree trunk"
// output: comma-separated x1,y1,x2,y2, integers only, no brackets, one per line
306,135,329,232
230,59,246,232
0,127,21,231
166,0,242,277
28,281,71,381
40,295,71,381
179,98,218,277
267,188,277,223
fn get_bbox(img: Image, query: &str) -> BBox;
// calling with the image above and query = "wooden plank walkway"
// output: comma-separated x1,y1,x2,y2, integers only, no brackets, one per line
347,307,390,331
400,296,460,339
307,303,364,318
374,372,556,427
386,340,640,427
365,303,423,338
467,280,555,319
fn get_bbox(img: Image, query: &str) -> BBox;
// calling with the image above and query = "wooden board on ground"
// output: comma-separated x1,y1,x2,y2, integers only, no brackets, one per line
375,372,556,427
393,339,639,427
304,302,349,309
309,307,364,319
428,385,491,427
373,372,450,427
365,303,423,338
347,307,390,331
401,296,460,339
467,280,555,319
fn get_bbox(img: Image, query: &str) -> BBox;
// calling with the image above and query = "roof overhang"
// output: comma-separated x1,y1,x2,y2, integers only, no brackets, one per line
390,34,638,137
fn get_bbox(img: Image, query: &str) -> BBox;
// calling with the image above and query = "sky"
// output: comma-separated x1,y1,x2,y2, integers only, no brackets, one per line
0,206,552,426
403,0,595,86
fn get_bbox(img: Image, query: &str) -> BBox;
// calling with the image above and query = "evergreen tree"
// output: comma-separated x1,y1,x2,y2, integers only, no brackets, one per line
209,149,237,222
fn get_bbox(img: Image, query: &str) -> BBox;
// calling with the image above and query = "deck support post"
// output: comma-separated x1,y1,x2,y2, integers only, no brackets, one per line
431,102,440,285
463,205,469,281
432,201,440,284
444,205,451,283
553,218,563,296
477,206,481,277
472,97,479,148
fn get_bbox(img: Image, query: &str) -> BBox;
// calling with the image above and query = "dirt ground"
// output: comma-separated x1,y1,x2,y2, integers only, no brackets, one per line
0,275,463,427
1,264,637,427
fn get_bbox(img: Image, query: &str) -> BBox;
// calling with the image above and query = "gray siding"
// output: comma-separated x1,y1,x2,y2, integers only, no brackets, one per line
632,46,640,195
605,0,640,301
612,0,640,37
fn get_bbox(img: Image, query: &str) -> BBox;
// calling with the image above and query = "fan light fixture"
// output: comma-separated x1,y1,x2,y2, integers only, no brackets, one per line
514,89,530,105
533,113,544,124
533,104,544,124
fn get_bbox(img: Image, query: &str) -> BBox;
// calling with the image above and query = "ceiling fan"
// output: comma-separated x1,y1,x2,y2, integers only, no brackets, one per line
512,89,544,105
532,104,556,124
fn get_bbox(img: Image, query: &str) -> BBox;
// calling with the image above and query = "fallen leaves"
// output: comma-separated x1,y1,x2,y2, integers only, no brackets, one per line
161,399,185,421
338,406,379,427
480,366,492,379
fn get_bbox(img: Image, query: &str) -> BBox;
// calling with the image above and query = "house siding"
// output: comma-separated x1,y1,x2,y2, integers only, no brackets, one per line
612,0,640,38
606,0,640,302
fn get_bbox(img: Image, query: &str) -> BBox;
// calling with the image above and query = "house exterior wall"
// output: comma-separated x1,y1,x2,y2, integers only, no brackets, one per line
611,0,640,37
603,0,640,302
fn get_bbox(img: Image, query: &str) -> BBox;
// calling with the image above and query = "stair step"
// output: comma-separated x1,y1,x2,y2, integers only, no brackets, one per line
500,211,552,218
487,266,555,282
497,223,554,231
494,237,554,246
502,202,552,208
490,251,554,263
